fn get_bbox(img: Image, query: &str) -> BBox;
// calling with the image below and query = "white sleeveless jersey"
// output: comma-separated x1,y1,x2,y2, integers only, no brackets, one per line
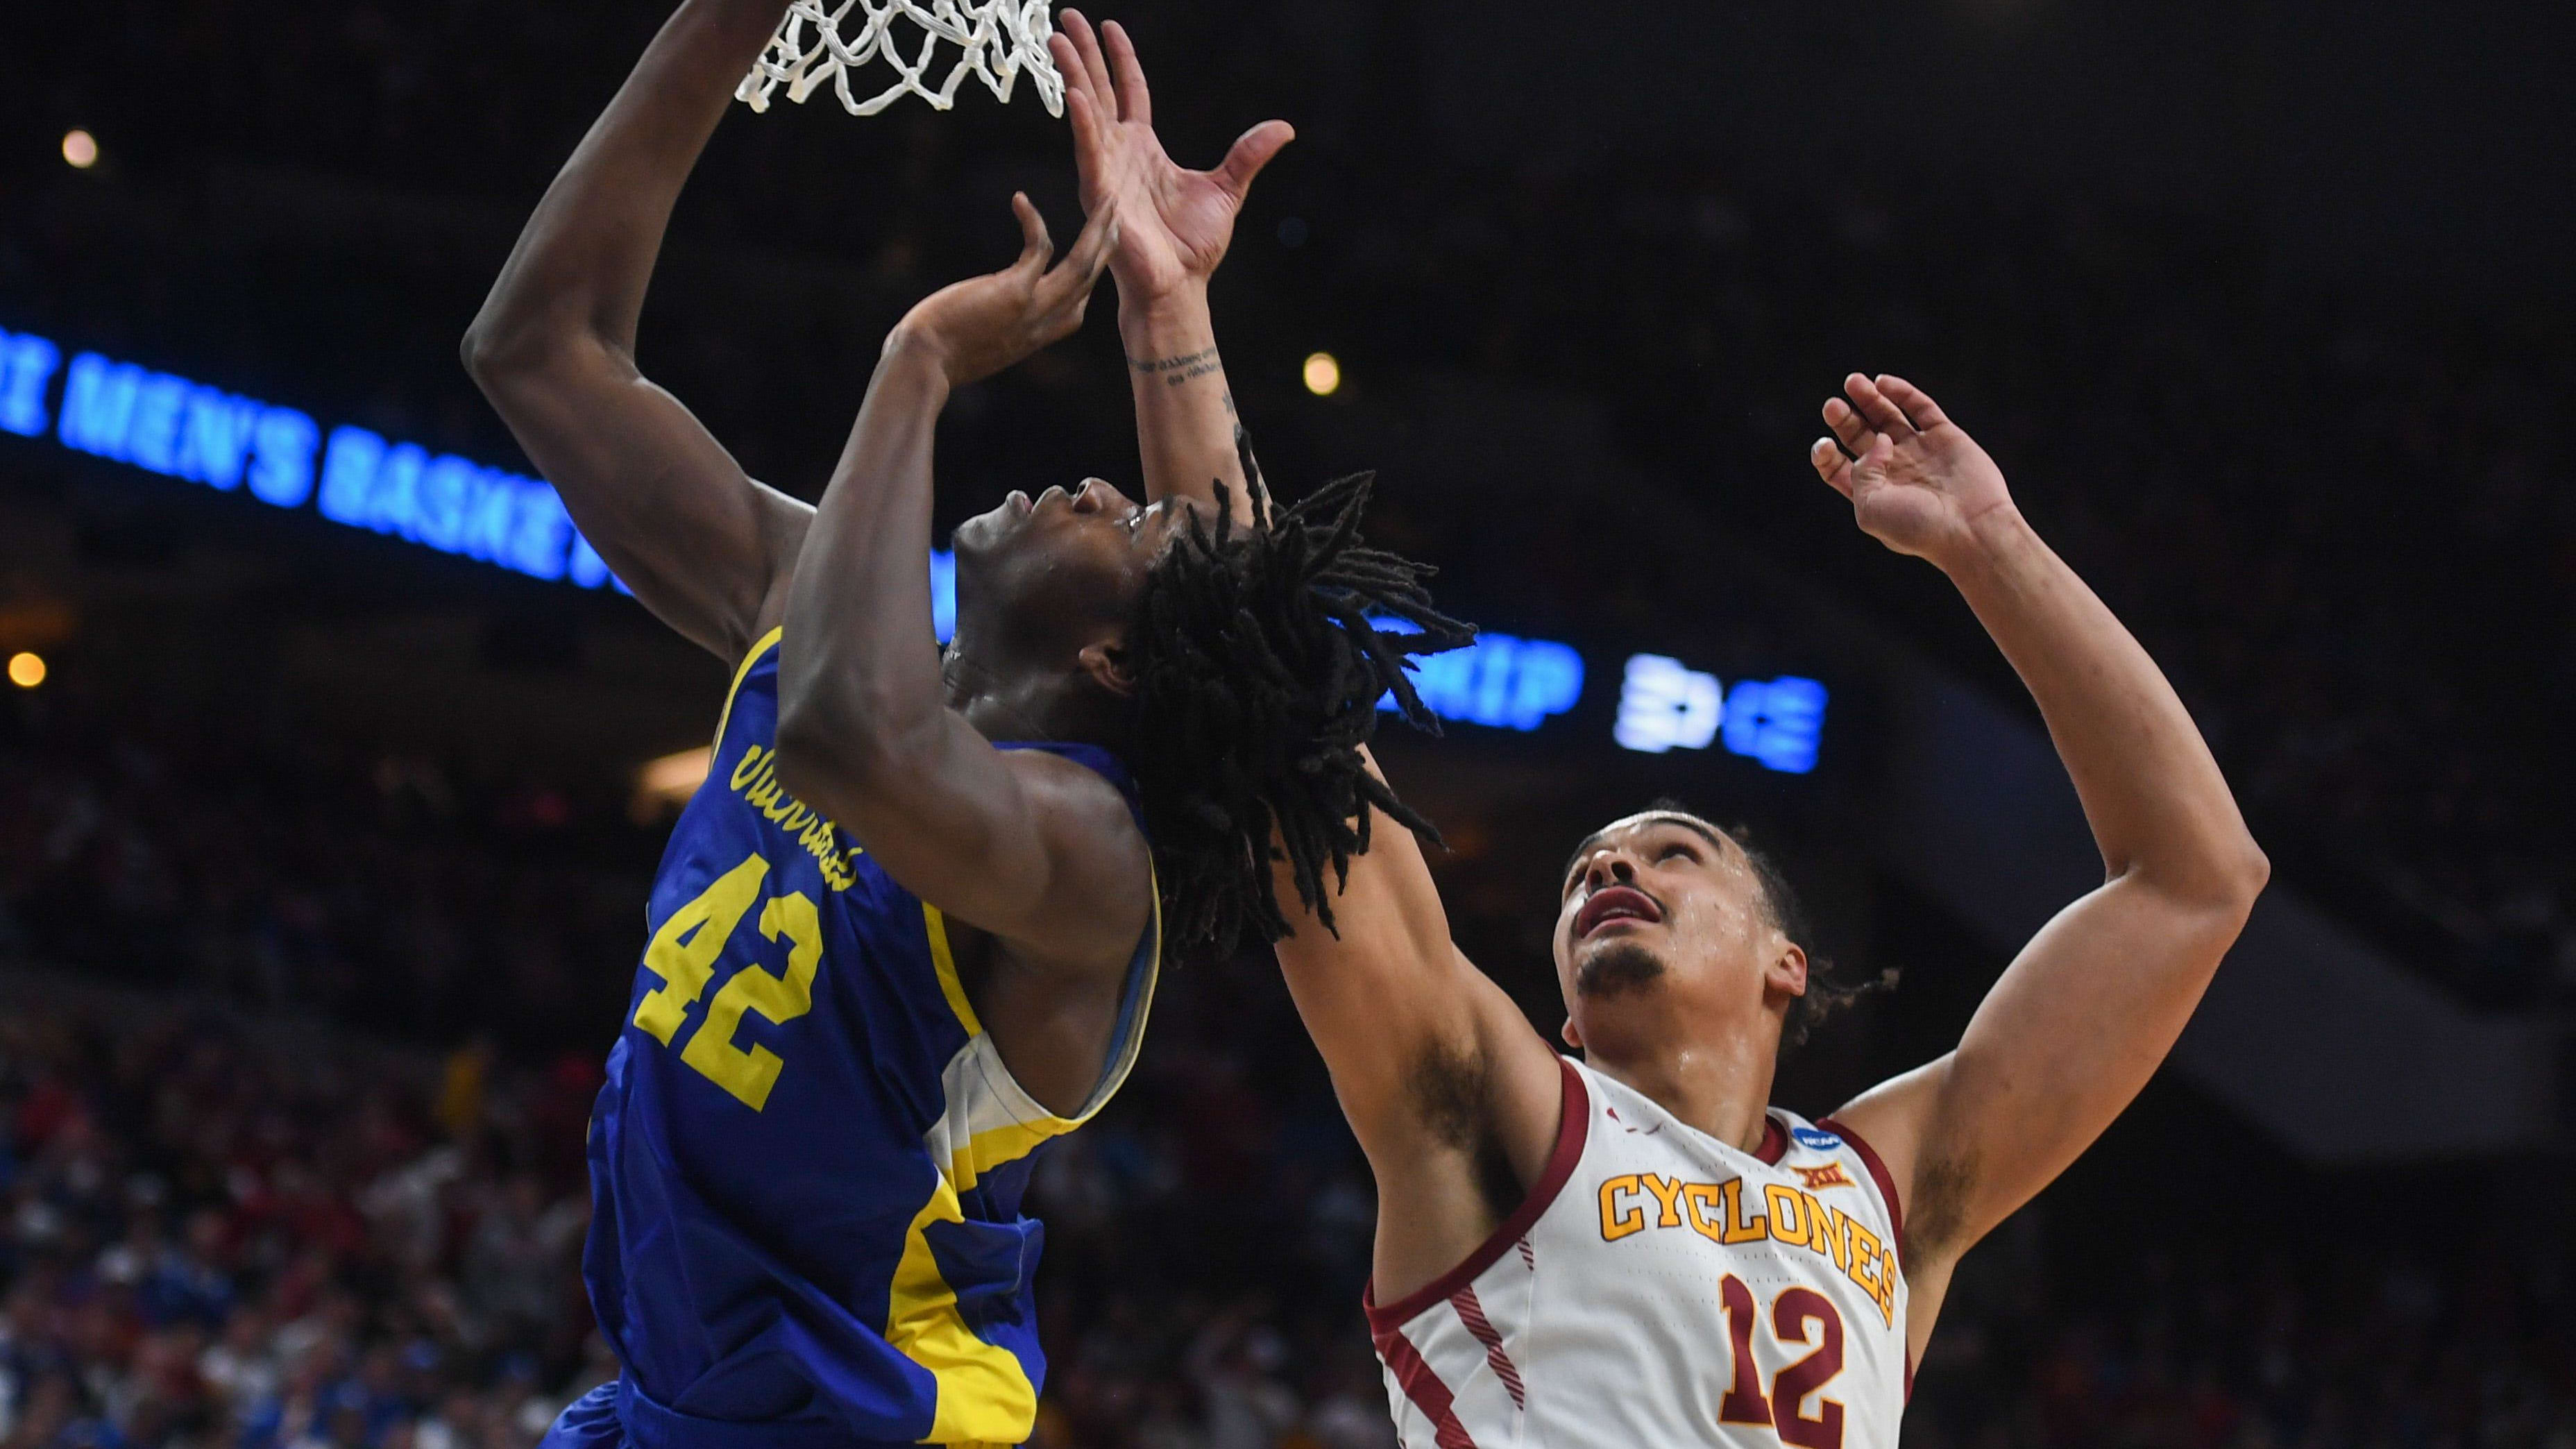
1365,1057,1911,1449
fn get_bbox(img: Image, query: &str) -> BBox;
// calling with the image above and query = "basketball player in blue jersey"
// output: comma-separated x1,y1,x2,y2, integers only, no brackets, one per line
463,3,1468,1444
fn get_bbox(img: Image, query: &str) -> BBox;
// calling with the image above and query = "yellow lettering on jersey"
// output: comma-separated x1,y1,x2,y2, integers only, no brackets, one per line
1763,1184,1808,1247
1803,1192,1855,1274
886,1182,1039,1446
1600,1175,1647,1242
1720,1177,1770,1244
1872,1244,1900,1325
1847,1221,1885,1296
633,855,770,1044
727,745,863,891
679,891,822,1111
1683,1182,1730,1244
1639,1173,1687,1229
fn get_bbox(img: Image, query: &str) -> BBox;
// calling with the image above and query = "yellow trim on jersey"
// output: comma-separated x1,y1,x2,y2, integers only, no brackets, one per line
899,866,1162,1443
884,1183,1040,1446
922,903,984,1039
711,626,786,756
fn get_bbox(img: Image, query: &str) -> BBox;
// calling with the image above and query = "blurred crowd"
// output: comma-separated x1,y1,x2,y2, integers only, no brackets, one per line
3,954,2572,1449
0,988,607,1449
0,695,651,1055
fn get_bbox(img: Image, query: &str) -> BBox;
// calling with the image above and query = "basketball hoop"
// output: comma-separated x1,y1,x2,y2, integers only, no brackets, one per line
736,0,1066,118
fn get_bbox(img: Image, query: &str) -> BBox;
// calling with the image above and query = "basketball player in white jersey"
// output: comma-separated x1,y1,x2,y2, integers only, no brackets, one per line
1271,373,2272,1446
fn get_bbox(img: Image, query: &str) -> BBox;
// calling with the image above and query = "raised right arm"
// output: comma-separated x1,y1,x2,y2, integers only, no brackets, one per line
1271,763,1566,1303
462,0,813,662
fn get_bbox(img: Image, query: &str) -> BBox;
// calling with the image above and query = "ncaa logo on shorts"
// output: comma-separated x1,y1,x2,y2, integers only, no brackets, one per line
1792,1126,1844,1151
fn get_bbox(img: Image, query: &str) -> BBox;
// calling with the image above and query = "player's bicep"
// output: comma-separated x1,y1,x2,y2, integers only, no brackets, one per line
1271,811,1549,1169
470,334,809,660
793,720,1149,963
1842,876,2246,1264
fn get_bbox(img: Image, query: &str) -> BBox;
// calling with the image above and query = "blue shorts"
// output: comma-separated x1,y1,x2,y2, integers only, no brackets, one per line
540,1380,941,1449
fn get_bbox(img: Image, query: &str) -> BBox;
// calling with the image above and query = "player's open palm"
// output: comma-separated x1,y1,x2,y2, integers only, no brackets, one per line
1811,373,2014,568
1053,10,1293,298
895,194,1117,387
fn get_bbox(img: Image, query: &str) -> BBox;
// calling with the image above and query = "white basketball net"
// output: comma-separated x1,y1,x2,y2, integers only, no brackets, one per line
736,0,1066,118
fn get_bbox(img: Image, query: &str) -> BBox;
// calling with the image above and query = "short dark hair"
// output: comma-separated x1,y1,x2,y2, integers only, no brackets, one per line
1124,432,1473,959
1590,800,1895,1049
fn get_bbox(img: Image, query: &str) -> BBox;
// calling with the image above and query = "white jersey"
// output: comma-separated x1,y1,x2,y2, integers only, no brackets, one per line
1366,1057,1911,1448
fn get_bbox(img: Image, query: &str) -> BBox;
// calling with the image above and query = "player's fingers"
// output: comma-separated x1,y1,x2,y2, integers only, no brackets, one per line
1844,372,1916,441
1053,203,1120,292
1822,396,1875,456
1065,86,1106,173
1875,373,1952,432
1102,22,1152,128
1810,439,1856,498
1010,193,1054,269
1058,10,1117,121
1047,33,1089,103
1215,121,1296,199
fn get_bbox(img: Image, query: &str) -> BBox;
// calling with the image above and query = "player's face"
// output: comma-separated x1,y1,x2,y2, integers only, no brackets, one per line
950,479,1196,643
1552,813,1799,1053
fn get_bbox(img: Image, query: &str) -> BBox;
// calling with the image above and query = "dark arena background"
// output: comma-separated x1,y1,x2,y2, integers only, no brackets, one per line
4,1,2575,1446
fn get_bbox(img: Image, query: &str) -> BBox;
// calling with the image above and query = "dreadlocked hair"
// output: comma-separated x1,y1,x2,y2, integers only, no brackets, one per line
1126,429,1474,960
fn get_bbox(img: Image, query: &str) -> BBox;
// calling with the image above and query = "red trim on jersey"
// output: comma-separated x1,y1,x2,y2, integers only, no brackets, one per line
1754,1114,1789,1165
1364,1057,1591,1334
1372,1322,1480,1449
1817,1115,1913,1402
1448,1284,1527,1410
1815,1117,1903,1266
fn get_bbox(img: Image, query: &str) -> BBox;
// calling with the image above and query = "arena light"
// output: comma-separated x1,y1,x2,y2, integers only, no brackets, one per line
1373,618,1585,732
7,651,45,688
1302,352,1342,397
61,131,98,170
1613,653,1828,773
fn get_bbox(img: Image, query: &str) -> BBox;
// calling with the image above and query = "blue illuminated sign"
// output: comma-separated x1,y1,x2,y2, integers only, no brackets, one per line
1,325,620,591
1375,619,1586,731
1,326,1825,770
1615,652,1825,773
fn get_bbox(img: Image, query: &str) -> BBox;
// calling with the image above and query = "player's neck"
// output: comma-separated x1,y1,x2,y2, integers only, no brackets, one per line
1586,1031,1777,1158
940,642,1127,749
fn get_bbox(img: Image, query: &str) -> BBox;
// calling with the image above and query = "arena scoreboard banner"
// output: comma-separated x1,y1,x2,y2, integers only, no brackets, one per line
0,323,1824,773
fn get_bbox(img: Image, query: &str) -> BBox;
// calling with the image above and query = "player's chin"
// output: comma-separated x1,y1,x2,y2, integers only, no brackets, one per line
1573,938,1669,1001
951,505,1019,557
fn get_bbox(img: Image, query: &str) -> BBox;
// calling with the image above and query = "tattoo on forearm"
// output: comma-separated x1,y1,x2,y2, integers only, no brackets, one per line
1129,347,1226,388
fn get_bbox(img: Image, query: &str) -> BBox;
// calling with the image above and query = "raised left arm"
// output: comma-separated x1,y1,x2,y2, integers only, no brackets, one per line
1814,375,2269,1340
1051,10,1291,527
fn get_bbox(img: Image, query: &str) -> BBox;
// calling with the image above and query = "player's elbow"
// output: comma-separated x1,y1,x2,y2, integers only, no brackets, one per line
774,688,911,808
461,300,596,391
2199,830,2271,920
2134,831,2270,933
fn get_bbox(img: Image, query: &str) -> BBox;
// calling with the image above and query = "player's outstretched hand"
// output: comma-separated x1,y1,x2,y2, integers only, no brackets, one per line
1053,10,1294,300
891,194,1119,387
1810,373,2017,570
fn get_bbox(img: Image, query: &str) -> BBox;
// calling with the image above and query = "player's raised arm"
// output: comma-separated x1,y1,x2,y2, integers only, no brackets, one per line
1812,376,2270,1329
1271,768,1567,1304
772,198,1149,965
1053,11,1291,526
463,0,813,663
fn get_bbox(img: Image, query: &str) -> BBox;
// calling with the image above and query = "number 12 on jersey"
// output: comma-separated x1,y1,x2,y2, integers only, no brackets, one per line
1719,1274,1847,1448
631,853,822,1111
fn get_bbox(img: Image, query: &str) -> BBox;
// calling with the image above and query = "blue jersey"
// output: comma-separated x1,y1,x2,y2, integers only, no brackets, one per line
574,628,1160,1448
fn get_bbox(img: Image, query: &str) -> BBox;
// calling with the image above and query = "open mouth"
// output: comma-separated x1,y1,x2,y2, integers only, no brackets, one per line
1573,885,1663,940
1005,489,1033,516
